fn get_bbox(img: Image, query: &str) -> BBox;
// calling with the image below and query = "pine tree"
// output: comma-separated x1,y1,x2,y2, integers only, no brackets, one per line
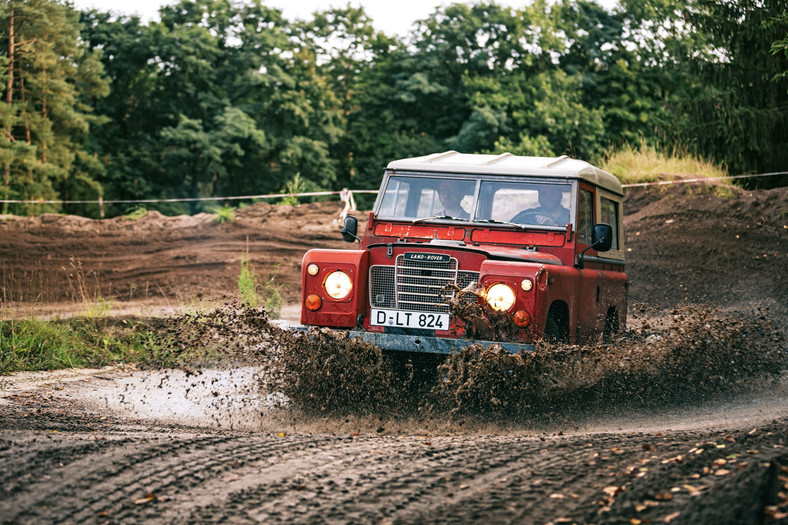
0,0,108,215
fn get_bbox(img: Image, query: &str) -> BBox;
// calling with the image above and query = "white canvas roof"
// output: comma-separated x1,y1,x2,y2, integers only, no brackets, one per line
386,151,623,195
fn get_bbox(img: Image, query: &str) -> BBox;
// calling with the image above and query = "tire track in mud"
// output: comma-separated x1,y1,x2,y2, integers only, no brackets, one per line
0,436,136,498
149,427,788,524
2,417,787,524
88,434,335,523
1,433,240,523
151,434,692,523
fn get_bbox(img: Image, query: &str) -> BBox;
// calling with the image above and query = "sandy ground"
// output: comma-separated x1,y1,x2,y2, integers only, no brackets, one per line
1,183,787,523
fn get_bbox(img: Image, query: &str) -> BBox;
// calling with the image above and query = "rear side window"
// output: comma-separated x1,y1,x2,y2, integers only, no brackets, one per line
600,197,620,250
577,189,593,244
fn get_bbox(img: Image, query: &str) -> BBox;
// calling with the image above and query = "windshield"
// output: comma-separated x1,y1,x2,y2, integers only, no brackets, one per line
377,175,572,227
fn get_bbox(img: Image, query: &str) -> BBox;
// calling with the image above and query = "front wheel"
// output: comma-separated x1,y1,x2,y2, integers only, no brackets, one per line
602,309,620,343
543,311,569,343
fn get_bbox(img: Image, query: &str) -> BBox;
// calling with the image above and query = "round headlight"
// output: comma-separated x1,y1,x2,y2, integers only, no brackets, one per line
485,283,516,311
324,270,353,299
307,263,319,276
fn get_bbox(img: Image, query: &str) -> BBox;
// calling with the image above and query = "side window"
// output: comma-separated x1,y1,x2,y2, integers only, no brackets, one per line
600,197,620,250
577,189,593,244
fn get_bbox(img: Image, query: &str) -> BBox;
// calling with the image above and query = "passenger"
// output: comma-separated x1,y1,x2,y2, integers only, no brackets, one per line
436,180,471,219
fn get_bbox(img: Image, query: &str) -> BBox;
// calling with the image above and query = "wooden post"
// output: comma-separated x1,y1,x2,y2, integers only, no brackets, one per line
98,196,104,220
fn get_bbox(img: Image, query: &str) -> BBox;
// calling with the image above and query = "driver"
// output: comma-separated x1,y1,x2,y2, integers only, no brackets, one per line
534,186,569,224
520,186,569,225
437,180,471,219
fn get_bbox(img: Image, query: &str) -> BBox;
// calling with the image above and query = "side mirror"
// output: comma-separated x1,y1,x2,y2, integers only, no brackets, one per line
340,215,360,243
592,223,613,253
577,223,613,269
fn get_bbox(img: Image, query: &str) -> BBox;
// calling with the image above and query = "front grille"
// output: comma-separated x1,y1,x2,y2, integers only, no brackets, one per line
370,256,480,314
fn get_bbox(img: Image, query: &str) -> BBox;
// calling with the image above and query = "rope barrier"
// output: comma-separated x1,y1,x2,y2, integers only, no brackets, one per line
0,170,783,206
621,171,787,188
0,189,379,205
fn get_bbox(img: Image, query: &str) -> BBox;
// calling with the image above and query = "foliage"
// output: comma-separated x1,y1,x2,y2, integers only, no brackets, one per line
123,205,148,220
0,0,109,217
1,0,786,221
238,255,283,319
211,204,235,223
280,173,306,206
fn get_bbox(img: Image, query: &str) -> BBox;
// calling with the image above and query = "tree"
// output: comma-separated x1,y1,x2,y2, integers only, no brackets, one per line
621,0,788,179
0,0,108,215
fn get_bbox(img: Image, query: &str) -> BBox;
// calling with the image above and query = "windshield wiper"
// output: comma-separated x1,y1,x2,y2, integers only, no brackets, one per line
474,218,526,229
412,215,472,224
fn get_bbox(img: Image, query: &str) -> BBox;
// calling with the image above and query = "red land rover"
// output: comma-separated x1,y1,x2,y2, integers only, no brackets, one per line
300,151,627,354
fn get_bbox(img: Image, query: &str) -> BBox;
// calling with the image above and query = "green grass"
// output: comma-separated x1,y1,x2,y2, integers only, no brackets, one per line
2,318,144,373
238,255,284,319
211,205,236,223
0,316,224,374
123,205,148,220
238,255,259,308
280,173,306,206
602,143,735,198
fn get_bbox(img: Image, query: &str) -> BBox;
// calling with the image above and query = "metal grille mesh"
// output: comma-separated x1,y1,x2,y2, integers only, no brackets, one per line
370,256,480,314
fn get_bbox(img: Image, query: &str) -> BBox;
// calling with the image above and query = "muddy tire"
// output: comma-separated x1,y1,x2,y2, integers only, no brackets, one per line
602,308,620,343
384,351,443,396
543,303,569,343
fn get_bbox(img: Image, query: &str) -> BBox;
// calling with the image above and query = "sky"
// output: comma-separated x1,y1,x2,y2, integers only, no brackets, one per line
72,0,619,37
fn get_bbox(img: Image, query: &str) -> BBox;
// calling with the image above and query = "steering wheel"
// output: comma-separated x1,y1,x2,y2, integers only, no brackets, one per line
510,210,558,226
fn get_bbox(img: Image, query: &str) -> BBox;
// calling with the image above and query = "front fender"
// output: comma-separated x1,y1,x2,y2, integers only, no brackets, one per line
301,249,368,328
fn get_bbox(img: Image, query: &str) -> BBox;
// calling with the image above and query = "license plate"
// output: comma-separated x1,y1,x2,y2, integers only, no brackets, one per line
371,309,449,330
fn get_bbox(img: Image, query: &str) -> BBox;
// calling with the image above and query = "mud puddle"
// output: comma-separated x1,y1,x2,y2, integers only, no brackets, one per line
0,366,285,431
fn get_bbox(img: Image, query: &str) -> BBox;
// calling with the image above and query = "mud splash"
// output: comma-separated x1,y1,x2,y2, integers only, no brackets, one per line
429,306,787,423
264,306,787,425
146,303,786,427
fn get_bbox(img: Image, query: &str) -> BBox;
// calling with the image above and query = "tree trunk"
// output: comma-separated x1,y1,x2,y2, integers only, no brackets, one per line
40,65,46,162
3,8,15,214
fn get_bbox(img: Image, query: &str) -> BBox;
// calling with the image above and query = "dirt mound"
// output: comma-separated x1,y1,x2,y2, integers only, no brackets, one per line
624,184,787,318
0,200,358,307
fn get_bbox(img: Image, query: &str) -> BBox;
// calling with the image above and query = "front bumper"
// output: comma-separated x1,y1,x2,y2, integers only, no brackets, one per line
291,325,534,355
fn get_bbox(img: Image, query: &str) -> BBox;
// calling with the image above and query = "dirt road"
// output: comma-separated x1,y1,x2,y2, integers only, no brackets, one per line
1,182,787,523
1,366,787,524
